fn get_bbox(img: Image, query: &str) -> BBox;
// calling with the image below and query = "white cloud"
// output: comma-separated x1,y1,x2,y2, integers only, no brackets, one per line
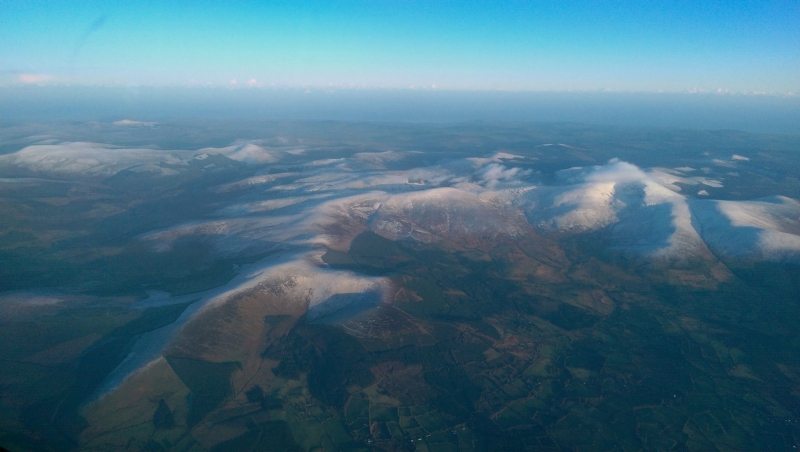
17,73,53,85
113,119,157,127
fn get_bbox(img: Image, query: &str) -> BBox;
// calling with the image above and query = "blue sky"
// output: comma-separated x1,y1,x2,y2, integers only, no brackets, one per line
2,0,799,93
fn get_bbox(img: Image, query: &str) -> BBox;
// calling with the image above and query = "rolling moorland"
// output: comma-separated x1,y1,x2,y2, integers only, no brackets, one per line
1,120,799,450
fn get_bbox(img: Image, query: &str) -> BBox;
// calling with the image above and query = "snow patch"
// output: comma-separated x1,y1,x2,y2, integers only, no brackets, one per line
0,142,185,176
200,142,281,164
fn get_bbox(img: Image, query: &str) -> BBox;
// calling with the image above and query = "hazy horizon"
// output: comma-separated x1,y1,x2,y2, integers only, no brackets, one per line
3,87,800,135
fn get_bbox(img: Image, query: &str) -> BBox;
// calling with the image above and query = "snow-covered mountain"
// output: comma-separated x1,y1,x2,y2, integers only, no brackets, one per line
369,187,528,244
520,159,800,261
692,196,800,261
